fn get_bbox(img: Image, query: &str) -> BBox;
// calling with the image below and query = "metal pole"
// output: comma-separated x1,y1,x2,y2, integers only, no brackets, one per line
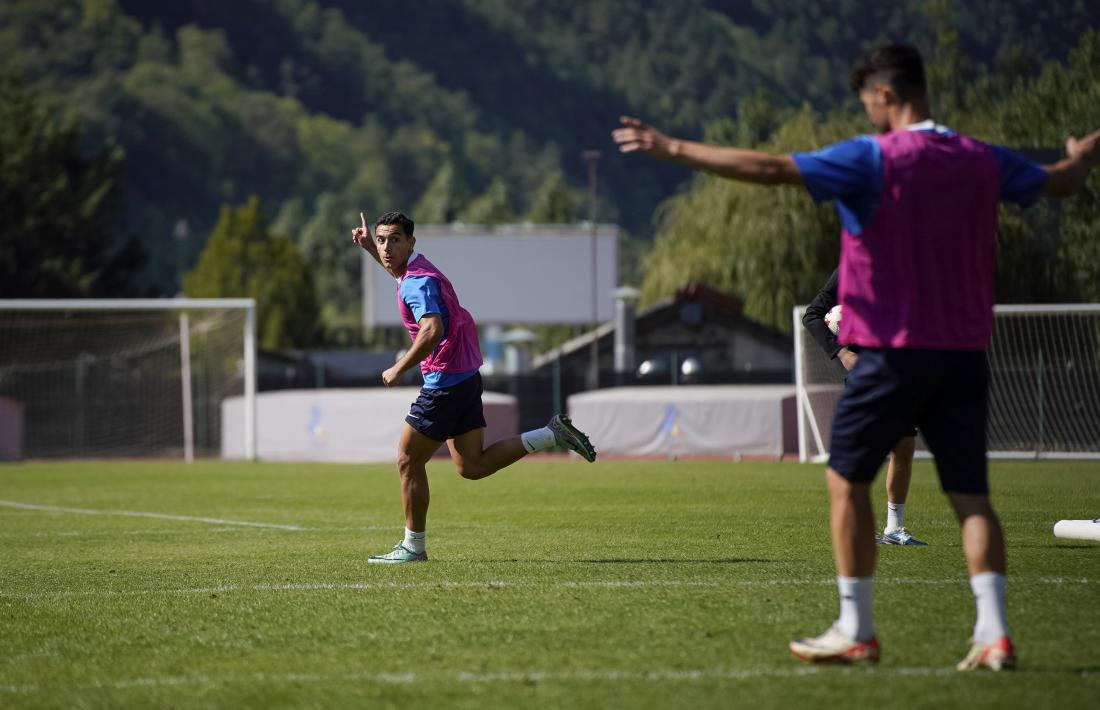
552,358,562,416
583,150,601,390
179,312,194,463
793,306,807,462
613,287,640,387
244,304,257,461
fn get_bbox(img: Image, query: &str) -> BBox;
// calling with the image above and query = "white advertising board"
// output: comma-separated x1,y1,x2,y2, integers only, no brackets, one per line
362,224,618,326
222,388,517,462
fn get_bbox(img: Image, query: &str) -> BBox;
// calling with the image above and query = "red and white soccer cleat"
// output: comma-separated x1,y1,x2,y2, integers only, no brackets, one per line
789,625,880,665
956,636,1016,672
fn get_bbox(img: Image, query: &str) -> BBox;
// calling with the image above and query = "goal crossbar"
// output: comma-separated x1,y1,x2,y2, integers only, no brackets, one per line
0,298,255,310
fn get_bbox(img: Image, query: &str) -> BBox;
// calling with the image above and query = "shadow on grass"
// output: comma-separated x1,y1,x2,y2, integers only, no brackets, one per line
578,558,775,564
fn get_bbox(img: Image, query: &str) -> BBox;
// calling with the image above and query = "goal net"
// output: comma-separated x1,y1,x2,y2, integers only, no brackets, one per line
0,299,256,461
794,304,1100,462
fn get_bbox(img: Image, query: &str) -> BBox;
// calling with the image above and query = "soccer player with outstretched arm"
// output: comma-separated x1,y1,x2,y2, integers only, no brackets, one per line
352,211,596,563
612,42,1099,670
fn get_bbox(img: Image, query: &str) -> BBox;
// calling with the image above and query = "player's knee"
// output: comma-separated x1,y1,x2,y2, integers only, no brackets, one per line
826,467,871,497
455,457,488,480
396,450,426,476
947,492,996,519
455,462,482,480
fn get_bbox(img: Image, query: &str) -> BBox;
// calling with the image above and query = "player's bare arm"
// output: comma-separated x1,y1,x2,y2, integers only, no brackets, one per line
382,314,443,387
1042,128,1100,197
352,211,383,267
837,347,859,371
612,115,803,185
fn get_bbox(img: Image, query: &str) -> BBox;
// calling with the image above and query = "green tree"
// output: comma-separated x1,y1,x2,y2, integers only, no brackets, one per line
298,192,364,344
184,196,318,349
0,70,144,297
980,30,1100,303
923,0,973,122
458,178,514,225
412,161,469,224
525,171,575,223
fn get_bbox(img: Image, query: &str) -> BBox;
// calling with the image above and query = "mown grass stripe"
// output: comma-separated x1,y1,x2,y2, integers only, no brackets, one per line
1,576,1090,600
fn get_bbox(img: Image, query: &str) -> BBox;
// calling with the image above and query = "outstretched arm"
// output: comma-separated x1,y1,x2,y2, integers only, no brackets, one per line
612,116,803,185
352,211,383,267
1043,129,1100,198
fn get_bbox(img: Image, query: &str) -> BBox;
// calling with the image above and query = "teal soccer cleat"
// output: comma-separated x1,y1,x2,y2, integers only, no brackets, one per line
880,528,928,546
368,543,428,564
548,414,597,462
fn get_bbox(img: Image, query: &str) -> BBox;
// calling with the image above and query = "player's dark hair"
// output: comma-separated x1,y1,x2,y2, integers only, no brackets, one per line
376,211,414,237
849,43,927,101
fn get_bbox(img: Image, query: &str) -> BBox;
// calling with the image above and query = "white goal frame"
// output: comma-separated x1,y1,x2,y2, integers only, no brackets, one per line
0,298,257,461
794,303,1100,462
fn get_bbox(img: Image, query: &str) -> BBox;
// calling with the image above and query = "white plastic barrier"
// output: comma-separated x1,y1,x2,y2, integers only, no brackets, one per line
568,385,798,460
223,388,517,462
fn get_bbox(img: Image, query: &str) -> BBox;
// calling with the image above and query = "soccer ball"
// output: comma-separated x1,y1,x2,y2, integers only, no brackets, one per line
825,305,842,335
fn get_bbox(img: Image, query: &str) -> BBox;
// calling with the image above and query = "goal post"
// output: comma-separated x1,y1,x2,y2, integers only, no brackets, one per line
792,305,844,463
794,303,1100,462
0,299,256,461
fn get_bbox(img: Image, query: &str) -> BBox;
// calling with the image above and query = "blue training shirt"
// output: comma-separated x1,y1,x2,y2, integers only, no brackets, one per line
399,274,479,389
792,124,1049,235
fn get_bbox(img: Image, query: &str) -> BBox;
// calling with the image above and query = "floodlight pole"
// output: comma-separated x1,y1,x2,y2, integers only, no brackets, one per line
583,150,601,391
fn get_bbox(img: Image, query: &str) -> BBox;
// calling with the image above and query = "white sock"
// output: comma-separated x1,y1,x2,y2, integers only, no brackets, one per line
521,427,556,453
970,572,1008,644
835,576,874,641
403,527,426,554
885,502,905,532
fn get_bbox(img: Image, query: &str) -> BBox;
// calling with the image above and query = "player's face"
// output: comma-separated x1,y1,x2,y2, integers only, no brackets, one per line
859,84,891,133
375,224,415,271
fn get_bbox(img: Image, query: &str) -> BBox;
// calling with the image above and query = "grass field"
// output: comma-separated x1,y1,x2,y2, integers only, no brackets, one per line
1,457,1098,708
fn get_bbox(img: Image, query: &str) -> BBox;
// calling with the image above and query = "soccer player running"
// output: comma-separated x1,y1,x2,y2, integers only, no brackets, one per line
803,268,925,546
612,43,1099,670
352,211,597,564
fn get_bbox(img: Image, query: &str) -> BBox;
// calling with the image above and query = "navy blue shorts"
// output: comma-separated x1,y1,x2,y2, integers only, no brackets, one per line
828,348,989,494
406,373,487,442
842,376,918,439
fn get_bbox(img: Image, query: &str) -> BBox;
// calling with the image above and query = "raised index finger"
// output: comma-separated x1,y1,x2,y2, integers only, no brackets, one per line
360,212,367,230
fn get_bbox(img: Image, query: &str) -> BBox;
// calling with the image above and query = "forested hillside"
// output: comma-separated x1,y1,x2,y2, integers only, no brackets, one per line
2,0,1097,339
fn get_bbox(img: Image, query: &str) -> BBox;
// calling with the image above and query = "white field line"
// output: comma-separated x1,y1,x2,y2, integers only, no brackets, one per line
1,576,1090,601
0,500,303,531
0,526,410,538
2,665,987,694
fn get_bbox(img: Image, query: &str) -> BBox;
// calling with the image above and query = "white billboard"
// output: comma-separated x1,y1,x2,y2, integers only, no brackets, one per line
362,224,619,326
